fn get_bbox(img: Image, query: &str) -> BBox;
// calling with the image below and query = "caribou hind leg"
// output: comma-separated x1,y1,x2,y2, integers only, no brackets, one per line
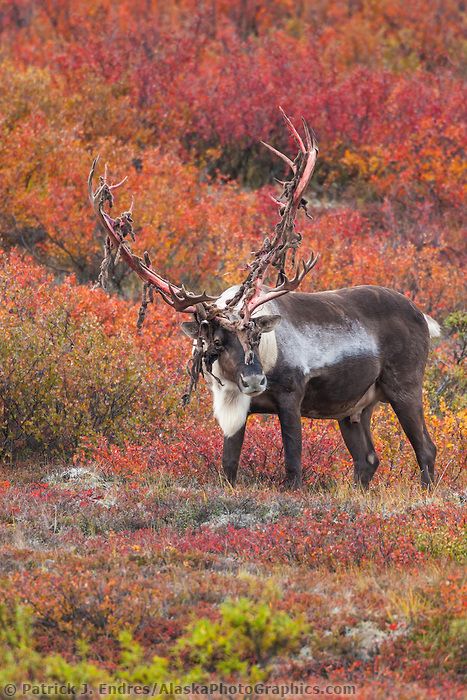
339,405,380,489
388,396,436,488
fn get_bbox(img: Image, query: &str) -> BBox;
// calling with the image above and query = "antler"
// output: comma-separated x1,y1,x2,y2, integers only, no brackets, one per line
88,156,216,314
225,108,319,321
246,254,319,315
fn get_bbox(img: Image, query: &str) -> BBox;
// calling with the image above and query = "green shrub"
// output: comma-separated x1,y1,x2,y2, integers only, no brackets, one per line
415,527,467,562
0,600,308,693
0,305,153,460
175,597,308,681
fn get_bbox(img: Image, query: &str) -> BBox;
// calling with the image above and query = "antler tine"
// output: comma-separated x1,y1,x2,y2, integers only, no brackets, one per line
292,137,318,205
276,254,318,292
166,283,216,312
102,161,128,190
279,106,306,153
274,251,319,290
301,117,319,153
301,117,312,151
247,252,319,314
298,251,320,278
108,175,128,191
88,155,100,202
269,194,283,206
260,140,296,172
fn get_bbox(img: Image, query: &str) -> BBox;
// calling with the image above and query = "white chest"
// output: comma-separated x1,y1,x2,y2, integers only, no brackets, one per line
209,370,251,438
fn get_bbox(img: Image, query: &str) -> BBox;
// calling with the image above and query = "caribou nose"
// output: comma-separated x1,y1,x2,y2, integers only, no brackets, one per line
240,373,267,395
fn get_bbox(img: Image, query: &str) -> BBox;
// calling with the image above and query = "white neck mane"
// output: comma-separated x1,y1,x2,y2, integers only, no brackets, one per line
206,286,279,437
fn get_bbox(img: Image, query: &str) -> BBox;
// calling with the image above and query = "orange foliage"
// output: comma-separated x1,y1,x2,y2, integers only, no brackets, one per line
0,0,464,468
0,5,465,692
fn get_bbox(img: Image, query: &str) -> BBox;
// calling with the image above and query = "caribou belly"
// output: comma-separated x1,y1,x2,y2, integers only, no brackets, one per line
300,380,383,421
299,349,383,419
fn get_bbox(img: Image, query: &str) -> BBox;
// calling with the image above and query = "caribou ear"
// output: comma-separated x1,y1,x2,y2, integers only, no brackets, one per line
180,321,199,338
253,314,282,334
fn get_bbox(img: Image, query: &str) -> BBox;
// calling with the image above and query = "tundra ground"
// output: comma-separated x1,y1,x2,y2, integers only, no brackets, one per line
0,465,464,699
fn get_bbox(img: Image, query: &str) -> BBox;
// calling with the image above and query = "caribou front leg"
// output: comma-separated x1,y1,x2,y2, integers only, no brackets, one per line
278,398,303,488
222,423,247,486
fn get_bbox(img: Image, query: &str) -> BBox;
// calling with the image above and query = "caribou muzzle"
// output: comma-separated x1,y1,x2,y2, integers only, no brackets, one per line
239,372,267,396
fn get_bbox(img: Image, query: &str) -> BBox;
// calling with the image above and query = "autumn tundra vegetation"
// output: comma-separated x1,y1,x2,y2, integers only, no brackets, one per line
0,1,465,697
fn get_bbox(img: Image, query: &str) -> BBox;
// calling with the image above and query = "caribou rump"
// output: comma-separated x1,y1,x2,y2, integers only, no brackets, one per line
88,109,440,489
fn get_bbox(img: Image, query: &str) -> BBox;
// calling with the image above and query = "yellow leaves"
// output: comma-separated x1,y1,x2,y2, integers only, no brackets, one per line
447,156,467,181
341,147,389,183
0,62,54,129
342,150,369,178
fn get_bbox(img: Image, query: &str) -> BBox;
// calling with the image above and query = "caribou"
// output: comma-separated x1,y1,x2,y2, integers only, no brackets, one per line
88,109,440,489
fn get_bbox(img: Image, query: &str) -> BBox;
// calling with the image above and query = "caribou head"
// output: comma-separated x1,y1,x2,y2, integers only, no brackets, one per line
88,108,319,403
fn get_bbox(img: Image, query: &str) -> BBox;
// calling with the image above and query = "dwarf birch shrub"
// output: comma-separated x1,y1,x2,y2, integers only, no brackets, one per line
0,254,156,460
176,598,308,680
0,307,151,459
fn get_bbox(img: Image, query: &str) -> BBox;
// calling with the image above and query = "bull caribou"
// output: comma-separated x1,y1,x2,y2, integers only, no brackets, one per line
88,109,440,489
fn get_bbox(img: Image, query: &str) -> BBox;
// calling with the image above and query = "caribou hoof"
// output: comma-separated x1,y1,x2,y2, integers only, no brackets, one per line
353,479,371,492
283,476,302,491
